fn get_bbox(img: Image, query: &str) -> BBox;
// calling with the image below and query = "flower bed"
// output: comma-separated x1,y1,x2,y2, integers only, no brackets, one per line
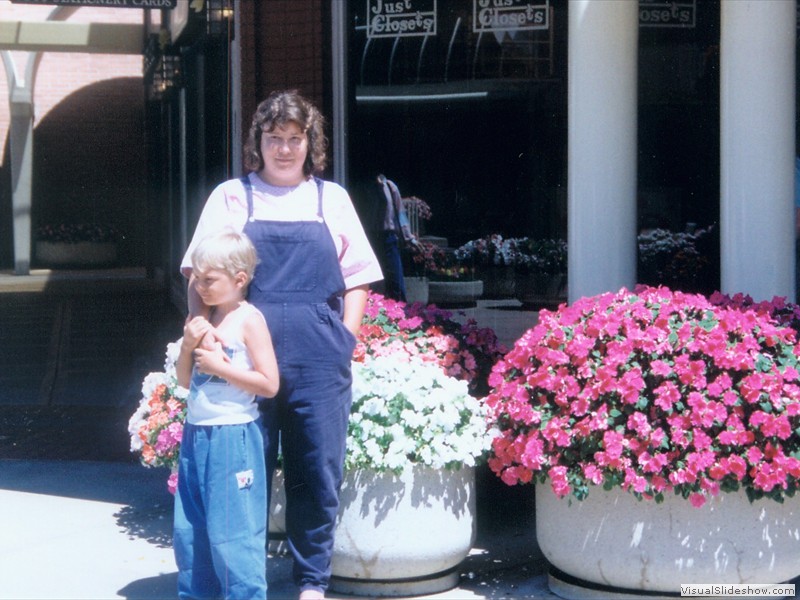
356,292,506,398
130,292,507,491
486,285,800,507
346,355,491,473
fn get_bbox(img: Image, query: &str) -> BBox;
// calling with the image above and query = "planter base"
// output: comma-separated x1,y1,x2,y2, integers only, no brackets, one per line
330,568,459,598
36,241,117,267
428,280,483,307
548,568,798,600
330,466,475,597
548,567,677,600
537,481,800,596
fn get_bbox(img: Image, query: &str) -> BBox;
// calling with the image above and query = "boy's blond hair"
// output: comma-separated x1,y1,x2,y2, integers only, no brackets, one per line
191,229,259,283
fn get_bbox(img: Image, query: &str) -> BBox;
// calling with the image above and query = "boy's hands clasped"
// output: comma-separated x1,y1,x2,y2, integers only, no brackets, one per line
183,316,230,377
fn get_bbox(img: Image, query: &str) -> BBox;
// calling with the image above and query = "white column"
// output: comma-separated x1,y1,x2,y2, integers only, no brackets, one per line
567,1,638,303
9,96,34,276
720,0,796,301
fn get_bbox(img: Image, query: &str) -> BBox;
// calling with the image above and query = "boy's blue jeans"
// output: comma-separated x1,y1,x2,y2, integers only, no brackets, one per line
174,420,268,600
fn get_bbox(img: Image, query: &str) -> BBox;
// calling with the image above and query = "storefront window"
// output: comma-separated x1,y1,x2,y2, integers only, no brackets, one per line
346,0,568,245
345,0,719,271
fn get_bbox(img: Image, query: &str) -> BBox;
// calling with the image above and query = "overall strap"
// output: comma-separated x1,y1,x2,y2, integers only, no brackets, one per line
241,175,254,220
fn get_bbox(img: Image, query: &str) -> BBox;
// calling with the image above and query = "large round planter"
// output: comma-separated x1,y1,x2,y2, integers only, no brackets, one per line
36,241,117,267
403,276,429,305
536,481,800,598
427,280,483,307
330,465,476,597
515,272,566,307
268,469,288,554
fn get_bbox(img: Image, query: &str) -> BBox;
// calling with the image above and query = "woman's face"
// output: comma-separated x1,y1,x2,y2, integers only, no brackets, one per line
259,121,308,187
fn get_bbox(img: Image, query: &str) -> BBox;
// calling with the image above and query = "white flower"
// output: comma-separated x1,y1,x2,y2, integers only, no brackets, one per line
346,355,492,473
141,371,168,399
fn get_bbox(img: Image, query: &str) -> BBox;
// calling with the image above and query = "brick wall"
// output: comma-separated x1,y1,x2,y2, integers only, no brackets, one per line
0,3,145,268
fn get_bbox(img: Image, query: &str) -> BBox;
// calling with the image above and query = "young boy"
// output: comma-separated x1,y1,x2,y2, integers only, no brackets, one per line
174,229,279,600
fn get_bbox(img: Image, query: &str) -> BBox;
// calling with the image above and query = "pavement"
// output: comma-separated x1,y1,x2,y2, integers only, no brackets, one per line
0,268,559,600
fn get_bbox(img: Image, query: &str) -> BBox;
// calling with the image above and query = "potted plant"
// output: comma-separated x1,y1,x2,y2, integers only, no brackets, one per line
330,353,492,597
455,234,521,299
485,285,800,595
512,237,568,307
398,196,433,304
356,292,506,398
409,241,483,307
35,222,119,267
637,225,715,293
127,340,187,495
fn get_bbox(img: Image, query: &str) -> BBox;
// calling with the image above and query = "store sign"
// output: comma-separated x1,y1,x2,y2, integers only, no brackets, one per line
639,0,696,28
10,0,177,8
473,0,549,33
366,0,437,38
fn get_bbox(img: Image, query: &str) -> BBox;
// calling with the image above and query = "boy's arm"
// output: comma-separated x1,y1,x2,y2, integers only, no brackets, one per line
176,316,214,388
194,312,280,398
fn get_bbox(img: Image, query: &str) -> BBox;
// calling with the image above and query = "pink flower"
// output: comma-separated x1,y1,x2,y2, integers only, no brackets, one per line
486,285,800,507
689,492,706,508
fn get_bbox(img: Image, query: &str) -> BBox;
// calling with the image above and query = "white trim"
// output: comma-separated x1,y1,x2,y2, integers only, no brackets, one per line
331,1,348,187
356,91,489,102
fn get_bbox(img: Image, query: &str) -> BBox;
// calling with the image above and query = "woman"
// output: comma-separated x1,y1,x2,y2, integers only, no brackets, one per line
181,90,382,599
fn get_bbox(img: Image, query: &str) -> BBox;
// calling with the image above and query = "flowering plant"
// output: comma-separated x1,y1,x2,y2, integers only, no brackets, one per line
402,196,433,221
130,294,506,489
408,241,475,281
486,285,800,507
36,222,119,243
346,354,492,473
455,234,525,268
514,238,568,276
127,340,188,494
637,226,714,292
355,292,506,397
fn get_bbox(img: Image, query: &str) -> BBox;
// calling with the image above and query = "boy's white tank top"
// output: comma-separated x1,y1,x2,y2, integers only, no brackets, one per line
187,303,262,426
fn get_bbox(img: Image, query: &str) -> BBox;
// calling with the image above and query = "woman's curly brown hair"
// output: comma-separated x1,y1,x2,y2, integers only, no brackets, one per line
243,90,328,177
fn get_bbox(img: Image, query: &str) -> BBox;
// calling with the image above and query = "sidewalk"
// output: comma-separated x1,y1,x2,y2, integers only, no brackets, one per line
0,269,555,599
0,459,557,600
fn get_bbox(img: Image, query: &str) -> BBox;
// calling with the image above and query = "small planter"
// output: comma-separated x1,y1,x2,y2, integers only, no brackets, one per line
476,266,515,299
403,276,429,305
330,465,476,597
514,272,566,307
536,481,800,598
36,241,117,267
428,279,483,307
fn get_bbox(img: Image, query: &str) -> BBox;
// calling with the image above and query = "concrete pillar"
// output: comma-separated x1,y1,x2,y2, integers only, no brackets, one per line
567,0,638,303
720,0,795,301
10,98,34,275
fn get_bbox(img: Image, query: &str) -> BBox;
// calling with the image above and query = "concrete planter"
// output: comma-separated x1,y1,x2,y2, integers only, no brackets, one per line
476,266,516,299
515,272,566,307
404,276,429,305
36,241,117,267
428,279,483,307
536,481,800,598
330,465,476,597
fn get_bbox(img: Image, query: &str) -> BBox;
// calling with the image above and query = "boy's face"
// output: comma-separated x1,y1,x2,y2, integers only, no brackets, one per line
193,268,246,307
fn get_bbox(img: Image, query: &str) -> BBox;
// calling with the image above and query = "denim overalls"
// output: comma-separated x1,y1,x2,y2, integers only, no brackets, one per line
243,176,357,595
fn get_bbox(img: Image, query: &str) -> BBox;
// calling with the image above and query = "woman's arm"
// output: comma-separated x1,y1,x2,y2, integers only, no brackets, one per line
342,284,369,337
